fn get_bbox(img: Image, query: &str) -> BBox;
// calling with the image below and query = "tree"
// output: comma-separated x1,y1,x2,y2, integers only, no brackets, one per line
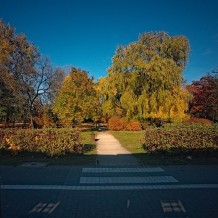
0,79,19,123
21,56,66,127
187,71,218,121
52,67,99,127
0,19,38,124
0,20,65,127
100,32,190,122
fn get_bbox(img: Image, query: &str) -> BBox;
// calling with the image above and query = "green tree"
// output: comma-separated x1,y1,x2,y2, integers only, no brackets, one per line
52,67,99,127
100,32,190,122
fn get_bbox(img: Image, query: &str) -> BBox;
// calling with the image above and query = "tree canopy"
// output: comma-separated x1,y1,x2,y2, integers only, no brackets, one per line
0,19,37,123
187,71,218,121
0,19,64,127
52,67,99,126
98,32,190,121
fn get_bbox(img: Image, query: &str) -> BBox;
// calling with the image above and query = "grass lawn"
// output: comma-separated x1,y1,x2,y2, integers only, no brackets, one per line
0,131,97,166
81,131,97,155
111,130,218,165
110,131,145,154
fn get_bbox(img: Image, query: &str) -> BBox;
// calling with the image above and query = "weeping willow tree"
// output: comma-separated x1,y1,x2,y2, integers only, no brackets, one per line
99,32,191,122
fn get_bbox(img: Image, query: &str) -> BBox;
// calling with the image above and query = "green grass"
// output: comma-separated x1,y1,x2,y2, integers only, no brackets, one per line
110,131,145,154
81,131,97,155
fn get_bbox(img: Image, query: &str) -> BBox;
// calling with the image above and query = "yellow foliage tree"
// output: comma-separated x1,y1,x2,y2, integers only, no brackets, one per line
99,32,190,122
52,68,99,127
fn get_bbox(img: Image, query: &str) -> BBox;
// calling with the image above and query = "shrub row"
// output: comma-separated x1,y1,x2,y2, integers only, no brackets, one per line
143,125,218,155
0,128,83,156
108,117,142,131
182,117,213,125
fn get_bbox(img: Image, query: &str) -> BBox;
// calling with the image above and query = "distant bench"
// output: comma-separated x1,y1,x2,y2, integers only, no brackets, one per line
98,126,107,132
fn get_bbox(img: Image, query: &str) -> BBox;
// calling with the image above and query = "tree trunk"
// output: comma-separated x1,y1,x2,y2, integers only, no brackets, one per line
29,113,34,128
29,105,34,128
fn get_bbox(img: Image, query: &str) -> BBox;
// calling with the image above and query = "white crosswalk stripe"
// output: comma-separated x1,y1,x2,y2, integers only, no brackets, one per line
3,167,218,191
80,176,178,184
80,167,179,187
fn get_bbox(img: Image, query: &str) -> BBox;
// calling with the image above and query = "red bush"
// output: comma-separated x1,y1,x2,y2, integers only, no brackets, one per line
126,120,142,131
108,117,142,131
108,117,128,131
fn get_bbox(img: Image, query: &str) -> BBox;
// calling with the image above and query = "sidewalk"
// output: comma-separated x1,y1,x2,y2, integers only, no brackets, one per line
96,131,140,166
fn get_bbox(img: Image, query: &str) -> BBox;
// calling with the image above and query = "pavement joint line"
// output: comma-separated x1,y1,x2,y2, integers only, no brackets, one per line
2,184,218,190
82,167,165,173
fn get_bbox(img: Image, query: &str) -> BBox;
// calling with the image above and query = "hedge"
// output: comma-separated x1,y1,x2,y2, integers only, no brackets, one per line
0,128,83,156
182,117,213,125
108,117,142,131
143,125,218,155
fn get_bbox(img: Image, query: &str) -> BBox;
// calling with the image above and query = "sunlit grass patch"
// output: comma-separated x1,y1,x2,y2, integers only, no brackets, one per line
110,131,145,154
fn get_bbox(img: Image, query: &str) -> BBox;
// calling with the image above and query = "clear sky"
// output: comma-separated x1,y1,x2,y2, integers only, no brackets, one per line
0,0,218,84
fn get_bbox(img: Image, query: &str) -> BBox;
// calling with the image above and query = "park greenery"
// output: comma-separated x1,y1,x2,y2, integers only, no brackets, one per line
111,125,218,164
0,128,96,157
0,20,65,128
1,19,218,128
99,32,190,122
0,19,218,161
52,67,100,127
143,124,218,155
0,128,82,156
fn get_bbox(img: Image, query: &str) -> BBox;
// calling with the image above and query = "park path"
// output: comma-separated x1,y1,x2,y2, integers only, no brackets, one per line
96,131,140,166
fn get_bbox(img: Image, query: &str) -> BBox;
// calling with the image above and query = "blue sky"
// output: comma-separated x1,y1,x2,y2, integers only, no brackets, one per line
0,0,218,84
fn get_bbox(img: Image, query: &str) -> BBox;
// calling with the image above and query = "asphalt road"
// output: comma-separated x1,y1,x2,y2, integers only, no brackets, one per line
0,165,218,218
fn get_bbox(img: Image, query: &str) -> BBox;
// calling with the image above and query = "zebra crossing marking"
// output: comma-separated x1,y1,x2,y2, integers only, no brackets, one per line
80,176,178,184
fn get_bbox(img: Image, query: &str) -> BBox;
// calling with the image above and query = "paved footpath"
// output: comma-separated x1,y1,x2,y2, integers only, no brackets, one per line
96,131,140,166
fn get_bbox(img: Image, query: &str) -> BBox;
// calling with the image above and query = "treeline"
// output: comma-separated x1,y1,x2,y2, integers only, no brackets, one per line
0,20,217,128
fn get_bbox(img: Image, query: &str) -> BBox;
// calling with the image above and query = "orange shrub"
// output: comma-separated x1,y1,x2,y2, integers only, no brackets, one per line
126,120,142,131
108,117,142,131
108,117,128,131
